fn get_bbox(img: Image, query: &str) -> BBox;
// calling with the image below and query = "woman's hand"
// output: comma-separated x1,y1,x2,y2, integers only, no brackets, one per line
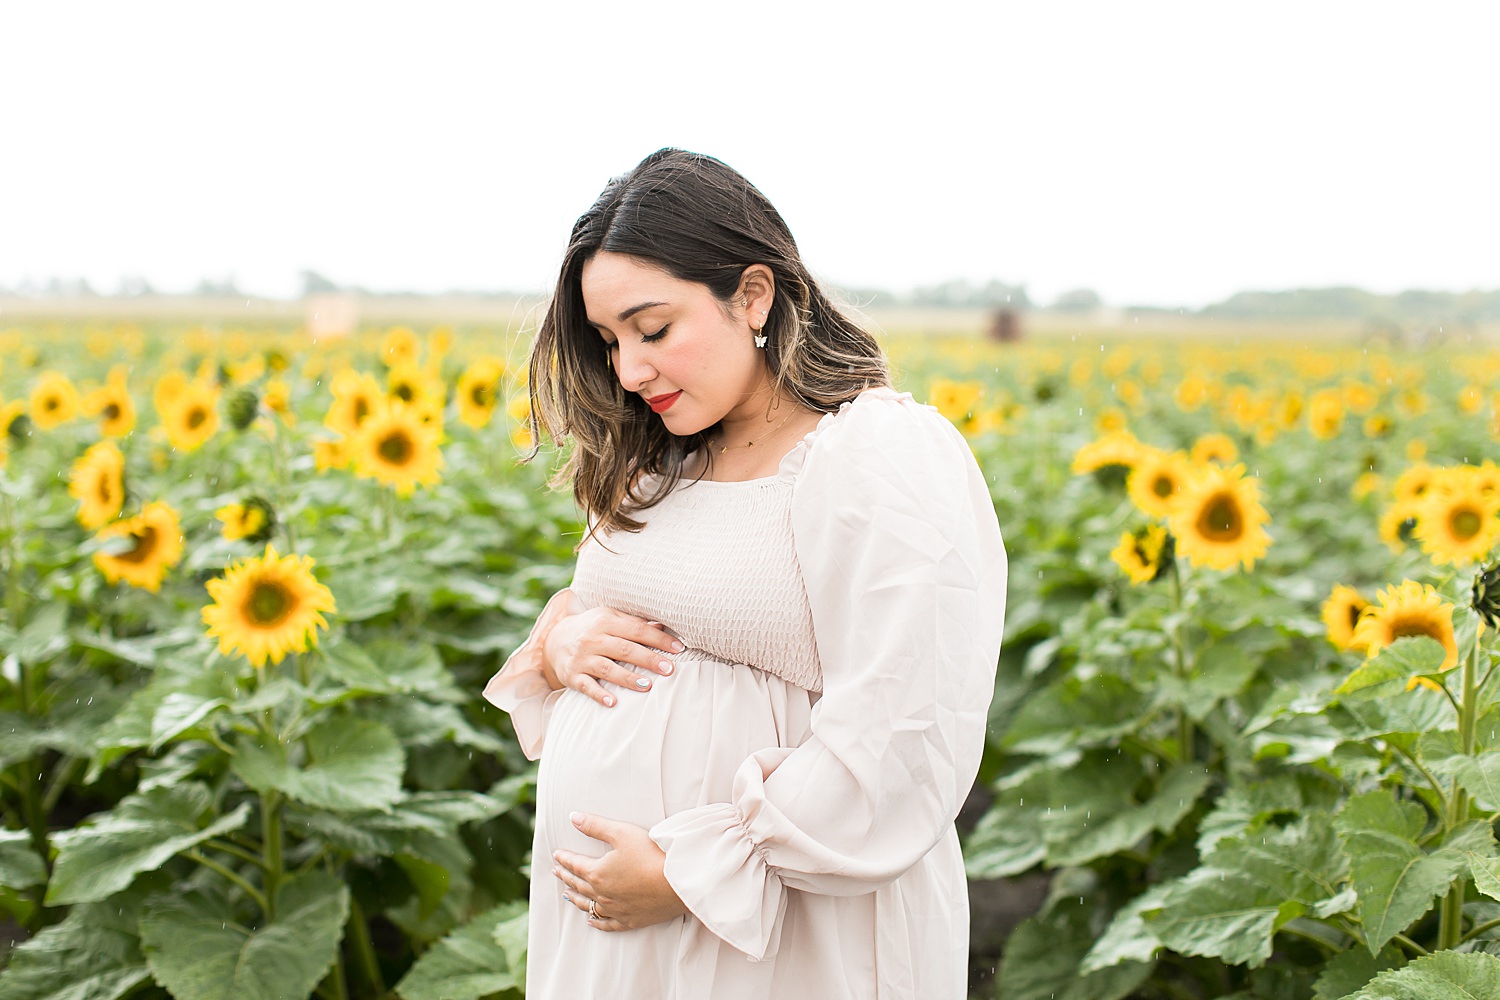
553,813,688,931
542,603,683,707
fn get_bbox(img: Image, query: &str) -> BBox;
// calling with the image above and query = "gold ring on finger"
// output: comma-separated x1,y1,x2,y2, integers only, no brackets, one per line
587,898,599,919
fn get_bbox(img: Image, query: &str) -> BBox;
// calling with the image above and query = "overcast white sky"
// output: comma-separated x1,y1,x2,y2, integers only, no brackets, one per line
2,1,1496,308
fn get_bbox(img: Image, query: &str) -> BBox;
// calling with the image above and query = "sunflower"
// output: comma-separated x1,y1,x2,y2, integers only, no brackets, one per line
262,379,292,420
1414,477,1500,566
313,435,351,472
1093,408,1128,435
1,400,28,443
1378,499,1421,553
1306,390,1344,440
456,359,505,429
1071,431,1144,487
201,545,337,668
324,370,383,437
1190,432,1238,466
1392,463,1436,504
928,378,984,424
1321,584,1371,653
386,362,444,414
1352,472,1383,502
93,501,183,592
1342,381,1377,415
1352,580,1458,672
1126,447,1192,519
1167,463,1272,572
1174,374,1211,412
68,441,126,529
215,496,277,544
507,393,535,451
160,380,221,452
29,371,81,430
152,369,190,419
83,368,137,437
1111,524,1174,585
351,401,444,496
380,326,421,368
1459,385,1484,415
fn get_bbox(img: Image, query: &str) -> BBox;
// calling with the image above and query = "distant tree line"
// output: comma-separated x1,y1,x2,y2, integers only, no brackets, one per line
3,272,1497,326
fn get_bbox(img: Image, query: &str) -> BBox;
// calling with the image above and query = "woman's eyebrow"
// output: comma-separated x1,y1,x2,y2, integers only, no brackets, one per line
586,301,669,330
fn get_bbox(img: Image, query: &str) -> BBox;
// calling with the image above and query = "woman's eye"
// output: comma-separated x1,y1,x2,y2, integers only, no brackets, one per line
641,325,669,343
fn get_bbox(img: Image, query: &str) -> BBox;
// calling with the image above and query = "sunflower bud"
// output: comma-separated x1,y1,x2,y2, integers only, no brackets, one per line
215,495,277,545
5,413,32,448
1474,560,1500,629
226,387,260,431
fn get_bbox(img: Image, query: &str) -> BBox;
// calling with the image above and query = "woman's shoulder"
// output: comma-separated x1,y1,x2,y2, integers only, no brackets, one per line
779,386,966,483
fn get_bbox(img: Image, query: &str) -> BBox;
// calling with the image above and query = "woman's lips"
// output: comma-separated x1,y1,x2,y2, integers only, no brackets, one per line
646,391,682,413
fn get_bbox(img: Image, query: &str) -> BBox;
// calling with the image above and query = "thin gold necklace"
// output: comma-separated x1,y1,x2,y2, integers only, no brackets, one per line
715,413,794,453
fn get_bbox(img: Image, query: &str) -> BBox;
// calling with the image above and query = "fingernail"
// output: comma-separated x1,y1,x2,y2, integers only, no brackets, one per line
636,677,651,689
671,641,684,652
552,866,562,878
562,893,571,902
658,660,673,674
553,851,563,863
603,695,615,707
570,811,583,826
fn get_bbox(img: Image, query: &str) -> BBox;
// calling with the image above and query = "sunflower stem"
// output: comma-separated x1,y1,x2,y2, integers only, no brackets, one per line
184,848,268,913
1438,621,1482,951
1170,558,1195,763
261,789,284,922
347,893,386,996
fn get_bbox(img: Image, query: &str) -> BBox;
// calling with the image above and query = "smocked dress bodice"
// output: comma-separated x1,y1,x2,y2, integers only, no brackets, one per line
571,470,822,693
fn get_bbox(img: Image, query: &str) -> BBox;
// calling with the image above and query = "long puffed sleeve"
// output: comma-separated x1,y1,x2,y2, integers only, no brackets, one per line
482,588,580,760
649,389,1008,960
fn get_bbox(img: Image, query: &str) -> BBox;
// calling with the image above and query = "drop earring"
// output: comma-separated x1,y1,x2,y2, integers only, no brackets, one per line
753,313,768,349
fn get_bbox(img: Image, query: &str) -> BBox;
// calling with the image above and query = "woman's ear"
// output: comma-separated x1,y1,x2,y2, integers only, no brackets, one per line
734,265,776,328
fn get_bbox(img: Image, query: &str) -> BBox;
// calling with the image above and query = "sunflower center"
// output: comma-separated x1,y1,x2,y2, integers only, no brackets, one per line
1197,492,1243,542
187,406,207,429
354,398,370,424
1152,475,1174,498
378,431,413,464
246,581,290,625
394,383,415,402
43,396,59,412
97,476,115,504
1347,604,1364,630
1388,617,1443,645
118,527,158,564
1450,508,1483,540
470,384,494,407
104,403,121,420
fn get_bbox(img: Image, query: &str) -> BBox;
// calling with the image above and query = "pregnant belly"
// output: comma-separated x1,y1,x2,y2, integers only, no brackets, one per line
535,651,814,859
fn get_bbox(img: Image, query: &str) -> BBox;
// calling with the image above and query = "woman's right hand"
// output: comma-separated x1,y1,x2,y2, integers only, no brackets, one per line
542,601,683,707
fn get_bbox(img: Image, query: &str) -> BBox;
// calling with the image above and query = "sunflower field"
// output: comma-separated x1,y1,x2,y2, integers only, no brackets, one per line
2,317,1500,1000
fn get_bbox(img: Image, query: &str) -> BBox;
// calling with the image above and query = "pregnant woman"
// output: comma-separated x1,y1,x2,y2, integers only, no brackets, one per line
483,148,1007,999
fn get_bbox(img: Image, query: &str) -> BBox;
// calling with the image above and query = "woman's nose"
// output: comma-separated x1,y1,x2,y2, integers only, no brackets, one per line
614,345,655,392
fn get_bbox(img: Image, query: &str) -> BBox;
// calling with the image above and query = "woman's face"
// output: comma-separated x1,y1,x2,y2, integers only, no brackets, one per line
580,251,770,436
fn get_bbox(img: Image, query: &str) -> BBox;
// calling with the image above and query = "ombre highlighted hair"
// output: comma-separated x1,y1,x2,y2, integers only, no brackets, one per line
525,148,889,538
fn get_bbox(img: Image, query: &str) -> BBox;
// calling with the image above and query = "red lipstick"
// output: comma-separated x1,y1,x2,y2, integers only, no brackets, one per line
646,391,682,414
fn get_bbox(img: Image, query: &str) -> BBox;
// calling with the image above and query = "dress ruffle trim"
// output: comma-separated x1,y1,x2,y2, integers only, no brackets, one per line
775,386,922,481
650,802,787,962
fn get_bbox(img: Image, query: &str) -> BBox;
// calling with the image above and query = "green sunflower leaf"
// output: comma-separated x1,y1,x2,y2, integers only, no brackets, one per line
138,871,349,1000
46,783,251,906
393,901,527,1000
1312,944,1406,1000
0,829,46,890
0,882,158,1000
232,715,404,813
1333,949,1500,999
1333,791,1489,954
1336,637,1447,698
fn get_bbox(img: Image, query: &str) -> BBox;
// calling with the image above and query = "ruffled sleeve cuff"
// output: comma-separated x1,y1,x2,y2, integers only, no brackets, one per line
481,589,575,760
649,802,787,962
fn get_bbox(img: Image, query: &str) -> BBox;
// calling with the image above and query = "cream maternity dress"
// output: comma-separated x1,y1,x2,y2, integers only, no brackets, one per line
483,388,1008,999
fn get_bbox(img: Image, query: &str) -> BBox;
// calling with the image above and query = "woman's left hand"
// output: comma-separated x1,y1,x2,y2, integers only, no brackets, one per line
552,812,688,932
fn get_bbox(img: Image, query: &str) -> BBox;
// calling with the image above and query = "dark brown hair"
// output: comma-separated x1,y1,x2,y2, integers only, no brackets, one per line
524,148,889,537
